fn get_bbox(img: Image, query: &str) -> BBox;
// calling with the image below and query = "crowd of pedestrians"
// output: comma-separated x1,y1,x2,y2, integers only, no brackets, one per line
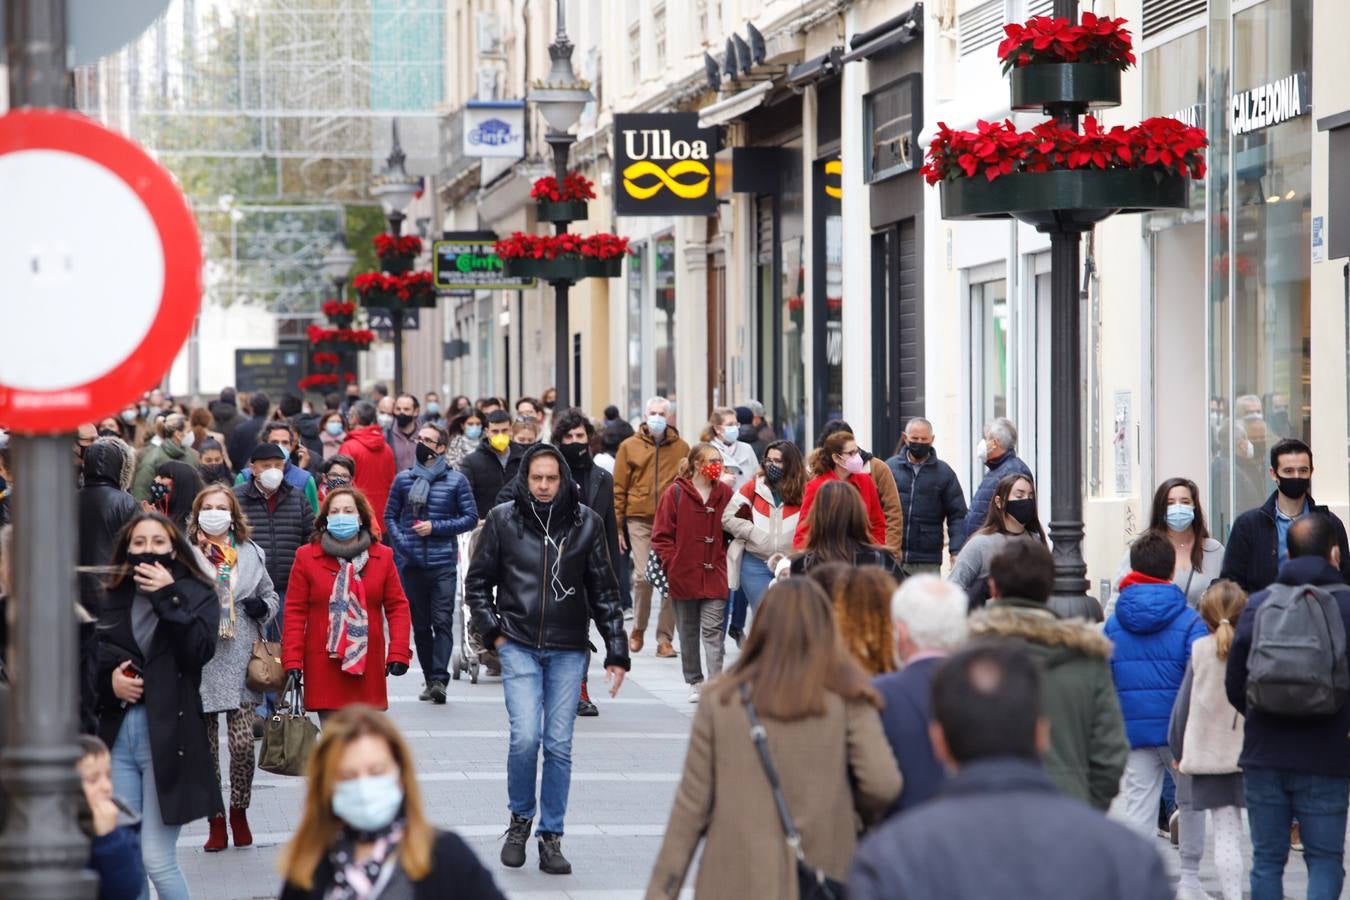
5,384,1350,898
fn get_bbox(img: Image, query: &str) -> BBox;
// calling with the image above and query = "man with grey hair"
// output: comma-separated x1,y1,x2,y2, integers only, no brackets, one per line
965,416,1033,536
873,575,970,814
613,396,689,656
886,416,969,576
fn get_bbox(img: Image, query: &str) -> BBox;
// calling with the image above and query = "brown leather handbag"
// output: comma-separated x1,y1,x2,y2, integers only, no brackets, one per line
245,639,285,693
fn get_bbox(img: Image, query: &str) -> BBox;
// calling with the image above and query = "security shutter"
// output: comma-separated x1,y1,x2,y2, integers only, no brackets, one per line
1026,0,1054,17
757,197,775,265
958,0,1004,57
896,219,924,422
1142,0,1206,38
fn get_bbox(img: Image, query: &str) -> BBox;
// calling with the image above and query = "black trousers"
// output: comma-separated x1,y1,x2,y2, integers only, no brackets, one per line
399,563,457,685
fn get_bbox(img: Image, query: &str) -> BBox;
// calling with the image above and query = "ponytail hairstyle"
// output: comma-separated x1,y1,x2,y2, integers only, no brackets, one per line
675,442,721,479
807,431,855,478
1198,579,1248,660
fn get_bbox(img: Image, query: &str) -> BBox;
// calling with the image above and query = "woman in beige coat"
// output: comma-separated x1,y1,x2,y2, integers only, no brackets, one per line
646,578,901,899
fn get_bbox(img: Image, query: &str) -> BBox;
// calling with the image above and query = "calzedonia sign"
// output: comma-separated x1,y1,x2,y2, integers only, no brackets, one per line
1231,73,1309,136
613,112,718,216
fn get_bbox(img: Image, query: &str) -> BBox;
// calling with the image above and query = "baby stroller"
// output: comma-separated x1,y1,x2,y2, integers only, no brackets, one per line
450,529,497,683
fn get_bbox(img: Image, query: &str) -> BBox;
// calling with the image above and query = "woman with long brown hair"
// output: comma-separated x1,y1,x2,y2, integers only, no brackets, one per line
949,473,1046,609
279,705,504,899
794,430,888,550
789,480,901,578
1111,476,1225,611
723,440,806,620
646,579,901,899
829,566,899,676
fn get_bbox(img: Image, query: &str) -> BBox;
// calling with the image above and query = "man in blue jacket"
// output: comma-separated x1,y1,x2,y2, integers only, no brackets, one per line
385,423,478,704
964,417,1032,536
885,416,968,575
1104,530,1206,838
1226,513,1350,900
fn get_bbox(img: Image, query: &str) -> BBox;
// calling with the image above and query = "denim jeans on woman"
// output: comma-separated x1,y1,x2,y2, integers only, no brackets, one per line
498,641,588,835
110,705,189,900
1245,766,1350,900
726,554,775,635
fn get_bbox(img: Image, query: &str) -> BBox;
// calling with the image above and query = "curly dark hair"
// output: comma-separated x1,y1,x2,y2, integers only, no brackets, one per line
550,407,594,445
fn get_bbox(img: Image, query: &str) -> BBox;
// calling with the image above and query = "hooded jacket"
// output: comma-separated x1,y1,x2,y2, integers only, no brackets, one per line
385,459,478,570
463,444,629,669
1104,574,1207,747
613,424,690,528
207,400,241,444
338,425,398,526
970,599,1128,809
78,440,138,614
1219,490,1350,593
131,438,199,502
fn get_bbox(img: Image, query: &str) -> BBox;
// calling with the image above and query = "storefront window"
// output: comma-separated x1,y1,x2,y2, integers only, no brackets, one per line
653,234,676,403
823,213,844,423
970,274,1009,488
627,244,645,419
778,152,805,444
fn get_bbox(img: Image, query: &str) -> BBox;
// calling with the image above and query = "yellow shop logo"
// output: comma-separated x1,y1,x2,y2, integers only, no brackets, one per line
824,159,842,199
621,128,712,201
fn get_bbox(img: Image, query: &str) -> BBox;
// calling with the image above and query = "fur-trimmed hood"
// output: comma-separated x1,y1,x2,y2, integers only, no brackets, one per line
970,599,1114,663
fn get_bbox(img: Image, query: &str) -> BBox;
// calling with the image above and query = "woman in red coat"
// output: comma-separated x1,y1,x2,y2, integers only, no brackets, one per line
651,442,734,703
282,486,412,720
794,430,887,550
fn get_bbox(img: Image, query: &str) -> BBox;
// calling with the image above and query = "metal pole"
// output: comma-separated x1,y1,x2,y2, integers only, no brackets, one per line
0,3,96,896
548,132,575,406
389,211,405,395
1047,0,1091,602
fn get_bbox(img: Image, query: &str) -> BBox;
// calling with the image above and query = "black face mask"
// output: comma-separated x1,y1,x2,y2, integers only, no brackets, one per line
560,442,591,472
126,551,174,571
763,462,784,484
149,482,171,503
97,428,120,439
199,464,232,485
1277,476,1311,501
415,443,440,466
395,413,417,429
907,443,933,459
1004,498,1037,526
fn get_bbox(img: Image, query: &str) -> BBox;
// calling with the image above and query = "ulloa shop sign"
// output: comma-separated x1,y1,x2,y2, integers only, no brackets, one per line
614,113,718,216
1231,73,1309,136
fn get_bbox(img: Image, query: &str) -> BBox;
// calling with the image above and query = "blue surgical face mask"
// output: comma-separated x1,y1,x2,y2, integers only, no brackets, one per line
1165,503,1196,532
646,414,667,434
327,512,360,540
276,446,291,463
331,773,403,833
465,424,483,441
720,425,740,444
426,402,441,416
325,421,343,437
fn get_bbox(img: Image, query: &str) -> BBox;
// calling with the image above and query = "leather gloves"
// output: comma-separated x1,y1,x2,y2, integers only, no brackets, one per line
386,662,408,677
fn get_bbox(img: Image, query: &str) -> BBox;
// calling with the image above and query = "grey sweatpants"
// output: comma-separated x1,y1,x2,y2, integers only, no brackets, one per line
672,599,725,685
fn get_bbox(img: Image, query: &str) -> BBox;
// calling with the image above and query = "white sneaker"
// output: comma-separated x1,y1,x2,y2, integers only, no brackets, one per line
687,685,701,703
1175,878,1206,900
623,608,634,622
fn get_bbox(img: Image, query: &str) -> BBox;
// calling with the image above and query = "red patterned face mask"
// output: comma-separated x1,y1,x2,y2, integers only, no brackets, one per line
699,460,724,482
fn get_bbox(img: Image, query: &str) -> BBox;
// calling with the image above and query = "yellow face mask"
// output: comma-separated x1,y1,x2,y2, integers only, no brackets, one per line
489,433,511,453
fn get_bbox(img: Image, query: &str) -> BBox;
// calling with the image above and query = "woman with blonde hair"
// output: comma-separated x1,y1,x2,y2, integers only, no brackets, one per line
651,442,734,702
279,705,504,899
646,578,901,898
188,485,279,852
830,566,899,676
700,406,759,491
131,413,200,502
1168,580,1249,900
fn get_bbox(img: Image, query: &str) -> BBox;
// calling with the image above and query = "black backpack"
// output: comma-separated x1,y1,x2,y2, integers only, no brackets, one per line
1246,583,1350,717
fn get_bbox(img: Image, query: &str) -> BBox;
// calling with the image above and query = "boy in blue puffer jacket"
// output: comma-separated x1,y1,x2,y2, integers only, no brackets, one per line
1105,531,1207,838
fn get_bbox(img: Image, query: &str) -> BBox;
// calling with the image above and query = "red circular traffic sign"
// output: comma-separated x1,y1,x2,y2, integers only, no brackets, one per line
0,108,201,434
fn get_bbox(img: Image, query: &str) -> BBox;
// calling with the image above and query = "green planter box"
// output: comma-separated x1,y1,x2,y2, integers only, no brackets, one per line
379,255,415,275
536,199,589,223
939,168,1190,232
328,314,355,330
502,256,624,282
1009,63,1122,112
402,291,439,309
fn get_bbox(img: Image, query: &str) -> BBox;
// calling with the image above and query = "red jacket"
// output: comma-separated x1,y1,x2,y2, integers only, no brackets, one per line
338,425,397,528
793,471,888,550
281,541,412,711
651,476,734,601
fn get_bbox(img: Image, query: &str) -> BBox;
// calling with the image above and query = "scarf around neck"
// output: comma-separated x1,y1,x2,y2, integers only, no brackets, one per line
407,456,447,517
322,531,373,675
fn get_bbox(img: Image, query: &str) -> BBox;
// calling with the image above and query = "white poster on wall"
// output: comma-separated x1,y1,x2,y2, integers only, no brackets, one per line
463,101,525,159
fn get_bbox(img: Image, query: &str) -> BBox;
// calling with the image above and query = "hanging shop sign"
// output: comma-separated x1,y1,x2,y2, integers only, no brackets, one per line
1231,73,1309,136
433,235,536,290
463,101,525,159
824,158,842,199
613,112,718,216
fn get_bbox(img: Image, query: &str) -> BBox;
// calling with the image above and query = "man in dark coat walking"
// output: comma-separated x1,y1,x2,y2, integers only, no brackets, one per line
385,423,478,704
885,416,968,575
849,641,1170,900
965,416,1033,536
460,409,528,520
233,444,314,639
208,387,242,446
227,392,271,476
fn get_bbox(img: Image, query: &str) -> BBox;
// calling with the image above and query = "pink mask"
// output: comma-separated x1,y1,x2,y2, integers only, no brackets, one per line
840,453,866,475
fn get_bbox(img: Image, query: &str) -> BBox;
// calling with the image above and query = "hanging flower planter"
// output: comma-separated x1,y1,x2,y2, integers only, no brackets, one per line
536,199,589,223
940,168,1189,228
503,255,623,281
531,172,596,224
373,234,422,276
353,272,438,309
322,299,357,330
1010,63,1121,111
495,231,631,283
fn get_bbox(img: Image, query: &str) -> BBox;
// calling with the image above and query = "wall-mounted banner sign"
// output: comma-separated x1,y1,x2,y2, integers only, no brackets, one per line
1231,73,1309,136
463,101,525,159
614,112,718,216
433,237,536,290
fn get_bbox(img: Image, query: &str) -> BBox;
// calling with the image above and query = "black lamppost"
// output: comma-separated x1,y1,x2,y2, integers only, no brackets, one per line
527,0,593,407
321,233,358,385
370,121,420,395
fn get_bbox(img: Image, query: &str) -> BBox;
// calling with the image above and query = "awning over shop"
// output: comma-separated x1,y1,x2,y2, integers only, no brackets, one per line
698,81,774,128
841,3,923,64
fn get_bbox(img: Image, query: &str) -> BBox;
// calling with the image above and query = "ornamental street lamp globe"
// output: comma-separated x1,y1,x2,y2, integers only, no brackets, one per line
370,120,419,229
527,1,593,135
320,233,356,284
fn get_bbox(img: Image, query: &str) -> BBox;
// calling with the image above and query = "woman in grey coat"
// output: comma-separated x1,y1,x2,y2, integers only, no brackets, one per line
949,473,1050,612
188,485,278,854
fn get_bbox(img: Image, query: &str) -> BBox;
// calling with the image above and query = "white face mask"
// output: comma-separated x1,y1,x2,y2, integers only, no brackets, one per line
976,439,989,463
197,508,233,536
181,430,196,449
258,467,285,493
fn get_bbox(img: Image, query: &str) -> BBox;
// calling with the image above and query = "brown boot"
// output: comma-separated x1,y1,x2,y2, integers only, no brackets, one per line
629,632,644,653
655,640,678,658
204,814,227,852
229,807,253,848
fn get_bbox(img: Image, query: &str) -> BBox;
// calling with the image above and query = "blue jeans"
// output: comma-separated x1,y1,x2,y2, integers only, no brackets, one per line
499,641,588,835
738,554,774,615
110,705,189,900
1246,766,1350,900
399,563,456,684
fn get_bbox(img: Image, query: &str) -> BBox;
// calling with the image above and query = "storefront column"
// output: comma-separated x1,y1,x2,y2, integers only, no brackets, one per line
675,218,710,425
839,14,874,449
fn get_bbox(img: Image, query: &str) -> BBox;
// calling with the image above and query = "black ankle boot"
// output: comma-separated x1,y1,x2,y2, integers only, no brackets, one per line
537,832,572,875
500,813,532,868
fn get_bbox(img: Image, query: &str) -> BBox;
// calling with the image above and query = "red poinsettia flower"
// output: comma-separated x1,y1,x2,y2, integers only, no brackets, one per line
493,231,632,262
997,13,1135,74
530,172,597,202
921,115,1206,184
322,300,357,318
372,233,424,258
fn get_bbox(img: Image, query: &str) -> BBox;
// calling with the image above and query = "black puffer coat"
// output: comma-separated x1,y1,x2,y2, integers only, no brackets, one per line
464,444,629,669
96,563,221,826
884,450,970,564
234,478,314,596
459,440,527,521
79,441,138,614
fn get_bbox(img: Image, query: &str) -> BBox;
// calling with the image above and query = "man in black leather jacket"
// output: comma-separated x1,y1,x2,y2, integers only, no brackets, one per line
465,443,629,877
